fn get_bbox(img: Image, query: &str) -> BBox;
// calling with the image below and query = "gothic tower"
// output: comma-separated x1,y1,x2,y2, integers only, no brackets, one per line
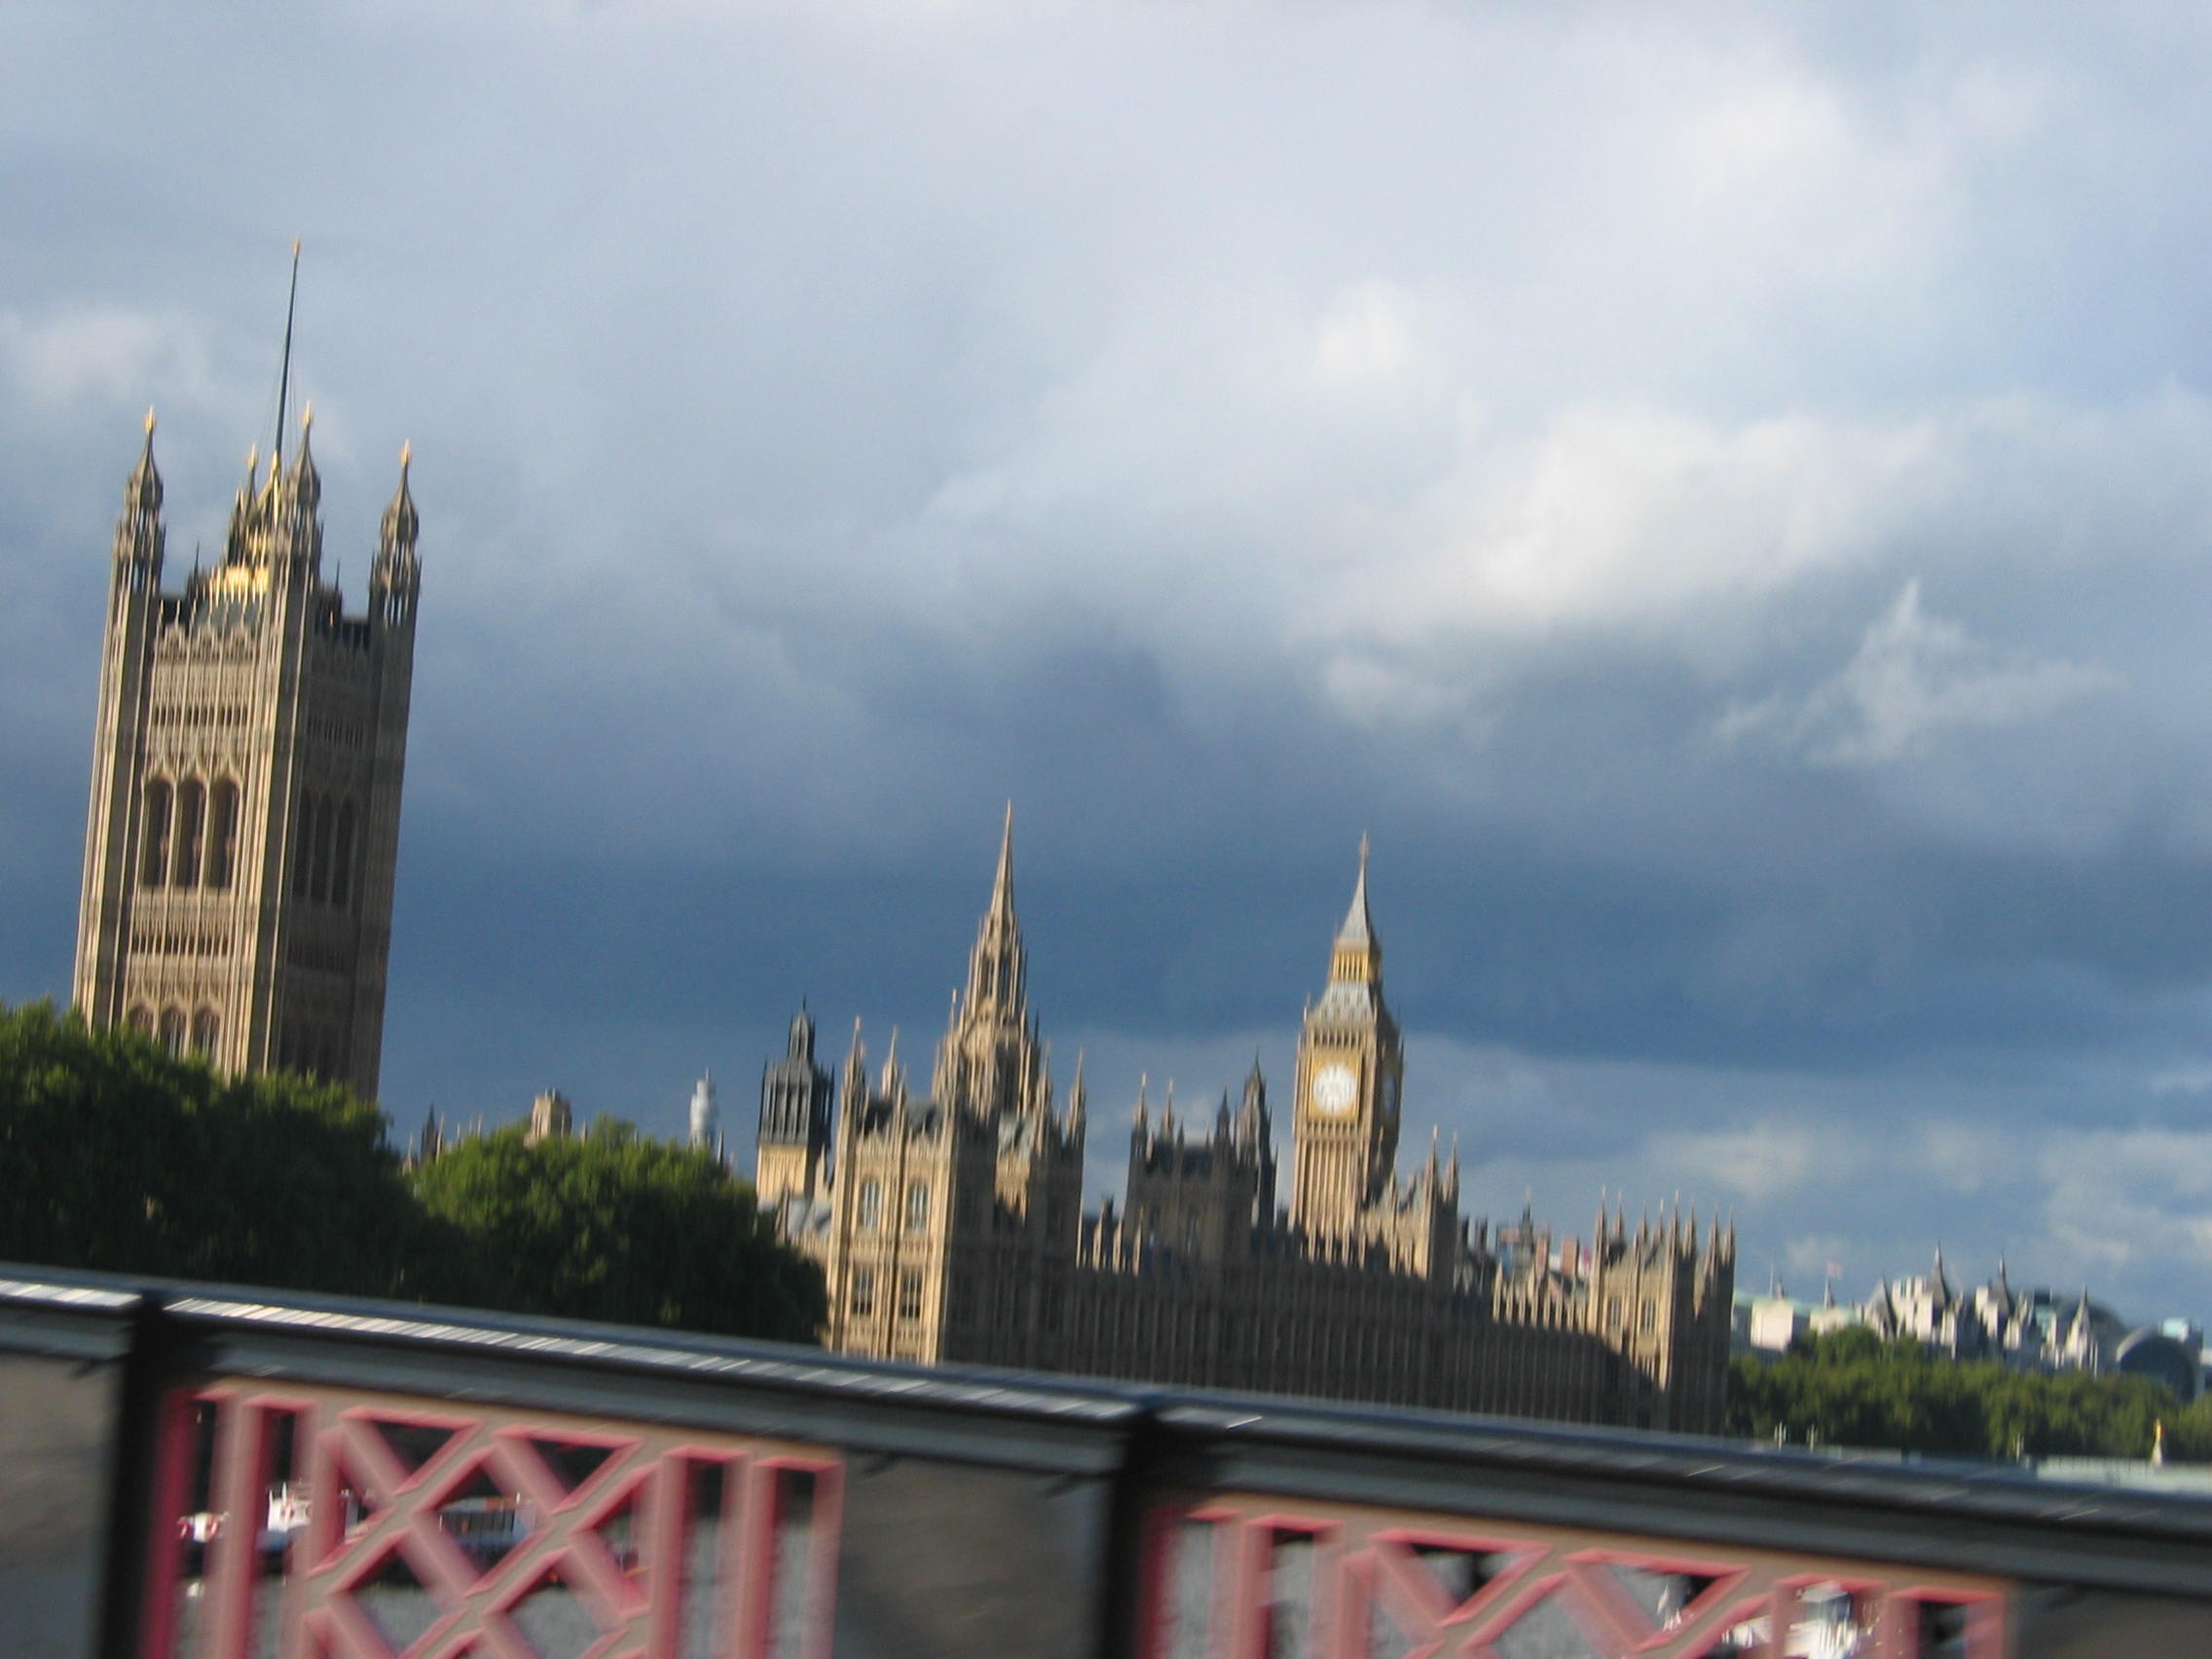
1289,837,1404,1238
931,803,1044,1125
72,407,421,1099
757,1007,832,1203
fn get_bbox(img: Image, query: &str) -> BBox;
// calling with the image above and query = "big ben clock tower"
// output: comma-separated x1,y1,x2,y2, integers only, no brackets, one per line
1290,837,1404,1239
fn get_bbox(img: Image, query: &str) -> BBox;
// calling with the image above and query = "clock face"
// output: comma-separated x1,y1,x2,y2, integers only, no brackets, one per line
1311,1063,1358,1116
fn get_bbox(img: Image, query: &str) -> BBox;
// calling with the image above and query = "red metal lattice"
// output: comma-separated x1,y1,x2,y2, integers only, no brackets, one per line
1142,1497,2007,1659
143,1383,841,1659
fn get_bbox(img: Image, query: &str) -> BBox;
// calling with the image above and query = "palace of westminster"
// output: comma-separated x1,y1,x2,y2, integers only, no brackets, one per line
66,387,1732,1435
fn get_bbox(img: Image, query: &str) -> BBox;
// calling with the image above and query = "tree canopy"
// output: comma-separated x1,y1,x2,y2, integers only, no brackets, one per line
0,999,423,1297
1727,1325,2212,1461
411,1118,825,1342
0,1001,824,1346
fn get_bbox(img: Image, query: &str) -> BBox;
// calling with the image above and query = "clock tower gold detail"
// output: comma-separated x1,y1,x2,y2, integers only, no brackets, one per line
1290,835,1405,1238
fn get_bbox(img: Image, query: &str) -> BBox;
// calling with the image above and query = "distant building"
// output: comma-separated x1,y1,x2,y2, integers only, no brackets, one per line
688,1071,721,1156
758,814,1735,1433
1739,1252,2202,1404
1738,1284,1858,1354
526,1089,573,1146
72,406,421,1098
1863,1250,2124,1374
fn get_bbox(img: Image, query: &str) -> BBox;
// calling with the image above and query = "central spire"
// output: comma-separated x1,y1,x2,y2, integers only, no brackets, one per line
987,798,1015,927
1329,834,1382,985
960,802,1026,1022
274,238,302,468
1338,831,1374,948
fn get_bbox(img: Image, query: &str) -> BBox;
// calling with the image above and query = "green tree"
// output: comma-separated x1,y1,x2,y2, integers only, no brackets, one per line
409,1119,825,1343
0,1000,426,1297
0,1000,823,1346
1726,1326,2183,1460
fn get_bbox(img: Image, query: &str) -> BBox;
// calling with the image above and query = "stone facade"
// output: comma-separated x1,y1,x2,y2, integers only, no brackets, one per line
73,410,420,1100
761,814,1735,1433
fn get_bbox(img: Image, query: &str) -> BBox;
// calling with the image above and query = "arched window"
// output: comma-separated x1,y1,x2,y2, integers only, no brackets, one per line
858,1180,882,1231
190,1010,220,1053
905,1181,931,1234
127,1006,154,1035
173,779,205,889
140,780,172,887
207,781,240,890
310,793,335,903
292,792,317,900
850,1267,876,1317
331,800,357,909
158,1009,186,1056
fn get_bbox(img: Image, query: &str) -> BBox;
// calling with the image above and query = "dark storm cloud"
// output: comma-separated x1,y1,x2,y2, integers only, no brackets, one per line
11,1,2212,1318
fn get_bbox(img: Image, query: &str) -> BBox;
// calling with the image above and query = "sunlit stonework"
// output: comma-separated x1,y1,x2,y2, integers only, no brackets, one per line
73,409,421,1099
761,812,1736,1432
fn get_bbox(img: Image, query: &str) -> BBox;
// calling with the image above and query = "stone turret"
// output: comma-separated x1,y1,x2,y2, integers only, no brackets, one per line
527,1089,573,1145
756,1005,832,1204
72,369,423,1100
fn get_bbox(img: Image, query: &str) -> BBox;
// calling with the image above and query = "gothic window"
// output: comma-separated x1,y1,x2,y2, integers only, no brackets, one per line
127,1006,154,1035
331,800,357,909
158,1009,186,1056
1641,1300,1656,1333
173,779,205,889
311,792,336,903
904,1180,930,1234
140,780,172,887
292,792,317,900
207,781,239,890
897,1269,923,1321
190,1010,219,1053
858,1180,881,1231
850,1267,876,1317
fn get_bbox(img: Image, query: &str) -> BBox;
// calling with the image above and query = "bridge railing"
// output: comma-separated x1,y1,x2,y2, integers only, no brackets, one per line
3,1265,2208,1659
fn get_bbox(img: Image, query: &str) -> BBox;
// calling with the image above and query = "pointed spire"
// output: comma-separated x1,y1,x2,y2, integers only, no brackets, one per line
843,1014,866,1084
274,237,302,467
988,800,1016,925
372,442,421,617
127,408,163,512
1236,1057,1268,1146
1340,832,1375,947
289,403,320,511
1134,1073,1150,1138
1067,1050,1088,1132
1328,834,1383,985
116,412,165,571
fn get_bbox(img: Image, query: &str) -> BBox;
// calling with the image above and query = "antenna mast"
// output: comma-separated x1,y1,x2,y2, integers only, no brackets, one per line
274,239,301,467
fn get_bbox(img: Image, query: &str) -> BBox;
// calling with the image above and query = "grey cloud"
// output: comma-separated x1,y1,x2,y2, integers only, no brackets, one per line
14,1,2212,1319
